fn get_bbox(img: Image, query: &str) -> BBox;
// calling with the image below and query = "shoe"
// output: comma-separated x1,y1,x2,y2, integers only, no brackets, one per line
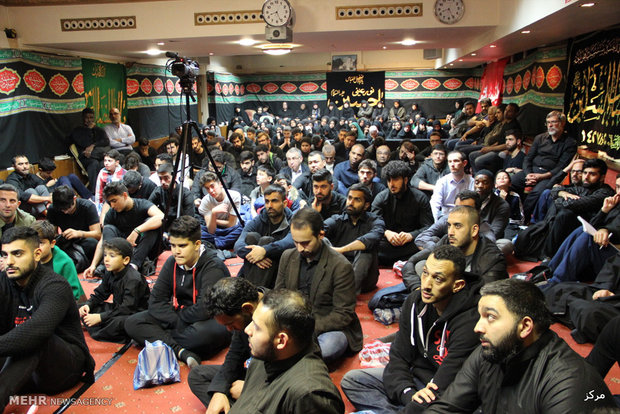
140,259,156,277
178,348,201,369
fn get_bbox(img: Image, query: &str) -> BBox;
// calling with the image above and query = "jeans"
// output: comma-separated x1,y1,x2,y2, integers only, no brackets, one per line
317,331,348,363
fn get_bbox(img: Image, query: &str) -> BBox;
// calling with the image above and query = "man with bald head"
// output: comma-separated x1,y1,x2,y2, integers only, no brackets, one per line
103,107,135,155
334,143,366,189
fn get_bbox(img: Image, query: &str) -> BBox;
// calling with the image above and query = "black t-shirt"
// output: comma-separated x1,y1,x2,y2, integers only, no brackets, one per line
48,198,99,231
104,198,154,236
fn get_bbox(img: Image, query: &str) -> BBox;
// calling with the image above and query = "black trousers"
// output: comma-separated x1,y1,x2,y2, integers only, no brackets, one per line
187,364,237,408
86,303,132,344
378,238,419,266
511,171,553,222
544,208,581,257
124,311,231,358
238,233,279,289
102,225,159,268
586,315,620,407
0,335,86,410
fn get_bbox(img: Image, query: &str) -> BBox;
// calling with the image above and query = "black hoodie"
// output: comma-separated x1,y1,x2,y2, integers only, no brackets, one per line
383,273,482,406
147,247,230,328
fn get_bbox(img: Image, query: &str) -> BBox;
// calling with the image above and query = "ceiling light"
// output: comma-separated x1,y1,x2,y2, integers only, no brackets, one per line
449,63,454,66
400,39,417,46
382,46,387,49
239,38,258,46
471,53,477,56
209,52,214,56
458,59,463,62
489,45,496,48
157,42,165,46
260,43,294,55
521,30,531,34
263,48,291,56
146,48,162,56
580,2,595,7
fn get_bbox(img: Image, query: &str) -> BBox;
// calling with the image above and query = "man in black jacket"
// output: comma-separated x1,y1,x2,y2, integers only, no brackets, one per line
372,161,433,264
0,227,95,411
341,245,482,414
148,163,196,232
124,216,231,368
424,279,614,414
188,277,262,412
324,184,385,294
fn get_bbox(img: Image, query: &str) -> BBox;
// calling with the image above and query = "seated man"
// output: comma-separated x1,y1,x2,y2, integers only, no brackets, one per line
198,171,243,250
234,184,295,289
275,208,363,363
372,161,433,264
357,159,386,201
303,169,347,221
188,277,263,411
324,184,385,294
540,174,620,288
403,205,507,290
104,107,135,155
542,158,613,257
411,144,449,200
280,147,309,185
323,144,337,173
148,163,196,232
333,143,365,189
423,279,614,414
122,170,157,200
6,155,52,217
531,157,584,223
255,143,284,173
342,245,482,413
511,110,577,222
0,183,35,239
430,151,474,221
229,289,344,414
294,151,343,198
68,107,110,189
84,182,164,276
191,150,243,201
473,169,510,240
0,227,95,411
237,151,257,197
125,216,231,367
36,156,93,200
47,185,101,272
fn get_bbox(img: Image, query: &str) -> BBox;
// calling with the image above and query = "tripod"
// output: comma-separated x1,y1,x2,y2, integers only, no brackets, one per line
163,76,244,231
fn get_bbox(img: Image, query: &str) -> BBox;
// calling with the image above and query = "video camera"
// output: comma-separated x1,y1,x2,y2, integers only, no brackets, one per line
166,52,199,90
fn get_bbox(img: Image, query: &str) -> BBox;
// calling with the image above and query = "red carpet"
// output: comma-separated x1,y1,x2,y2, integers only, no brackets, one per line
3,253,619,414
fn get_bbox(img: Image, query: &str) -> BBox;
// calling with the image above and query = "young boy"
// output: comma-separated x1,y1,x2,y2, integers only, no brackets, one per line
32,220,86,303
79,237,150,343
249,165,275,218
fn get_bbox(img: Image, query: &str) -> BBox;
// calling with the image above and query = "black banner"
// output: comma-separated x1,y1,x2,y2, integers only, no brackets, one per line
327,71,385,109
565,29,620,160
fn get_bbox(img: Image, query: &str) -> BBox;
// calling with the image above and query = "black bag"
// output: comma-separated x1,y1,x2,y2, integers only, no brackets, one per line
514,220,552,262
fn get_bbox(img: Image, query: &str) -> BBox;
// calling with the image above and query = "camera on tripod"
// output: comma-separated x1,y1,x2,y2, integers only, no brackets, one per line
166,51,199,90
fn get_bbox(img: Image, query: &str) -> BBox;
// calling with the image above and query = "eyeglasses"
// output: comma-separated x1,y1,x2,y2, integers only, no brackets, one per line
570,169,583,174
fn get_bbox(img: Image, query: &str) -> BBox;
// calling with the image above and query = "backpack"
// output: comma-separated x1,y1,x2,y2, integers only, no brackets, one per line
513,219,553,262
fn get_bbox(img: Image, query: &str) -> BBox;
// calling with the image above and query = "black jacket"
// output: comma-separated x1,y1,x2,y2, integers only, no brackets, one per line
550,182,615,221
148,248,230,328
480,192,511,240
385,274,482,406
371,187,433,241
423,330,615,414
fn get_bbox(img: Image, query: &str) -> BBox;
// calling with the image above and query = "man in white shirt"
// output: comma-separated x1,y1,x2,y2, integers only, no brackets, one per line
430,151,474,221
104,107,135,155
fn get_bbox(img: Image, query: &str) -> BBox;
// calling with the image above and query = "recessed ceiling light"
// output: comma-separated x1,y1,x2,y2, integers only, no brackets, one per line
489,45,496,48
580,2,595,7
458,59,463,62
209,52,214,56
146,48,162,56
157,42,165,46
471,53,477,56
521,30,531,34
400,39,417,46
261,43,294,55
449,63,454,66
263,48,291,56
382,46,387,49
239,38,259,46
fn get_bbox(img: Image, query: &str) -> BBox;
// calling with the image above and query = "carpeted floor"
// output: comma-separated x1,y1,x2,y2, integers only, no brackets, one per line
3,252,619,414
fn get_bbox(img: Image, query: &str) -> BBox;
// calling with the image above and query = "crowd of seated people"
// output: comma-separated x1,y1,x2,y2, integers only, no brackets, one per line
1,99,618,413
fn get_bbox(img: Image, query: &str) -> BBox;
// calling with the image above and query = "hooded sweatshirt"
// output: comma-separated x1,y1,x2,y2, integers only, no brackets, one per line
383,273,482,406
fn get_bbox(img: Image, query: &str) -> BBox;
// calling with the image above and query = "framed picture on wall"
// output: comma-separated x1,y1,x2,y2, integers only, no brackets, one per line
332,54,357,71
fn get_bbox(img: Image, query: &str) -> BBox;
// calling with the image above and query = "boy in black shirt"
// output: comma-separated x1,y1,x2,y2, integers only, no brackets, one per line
79,238,149,343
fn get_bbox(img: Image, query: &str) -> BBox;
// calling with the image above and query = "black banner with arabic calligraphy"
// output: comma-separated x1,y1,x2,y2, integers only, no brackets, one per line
326,71,385,110
564,29,620,160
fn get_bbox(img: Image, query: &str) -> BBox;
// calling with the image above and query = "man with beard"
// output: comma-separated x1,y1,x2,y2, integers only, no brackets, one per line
512,111,577,222
104,107,135,155
322,144,337,173
6,155,52,218
234,185,294,289
342,245,482,414
324,184,385,294
334,131,356,164
68,107,110,190
228,289,344,414
304,169,346,221
372,161,433,264
542,158,613,257
423,279,614,414
0,227,95,411
397,141,420,175
188,277,263,412
357,159,386,201
294,151,343,198
0,184,35,239
334,143,365,189
275,208,362,364
236,151,257,197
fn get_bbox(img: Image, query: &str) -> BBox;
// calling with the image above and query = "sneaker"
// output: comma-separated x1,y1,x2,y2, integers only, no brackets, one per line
140,259,156,277
178,348,201,369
